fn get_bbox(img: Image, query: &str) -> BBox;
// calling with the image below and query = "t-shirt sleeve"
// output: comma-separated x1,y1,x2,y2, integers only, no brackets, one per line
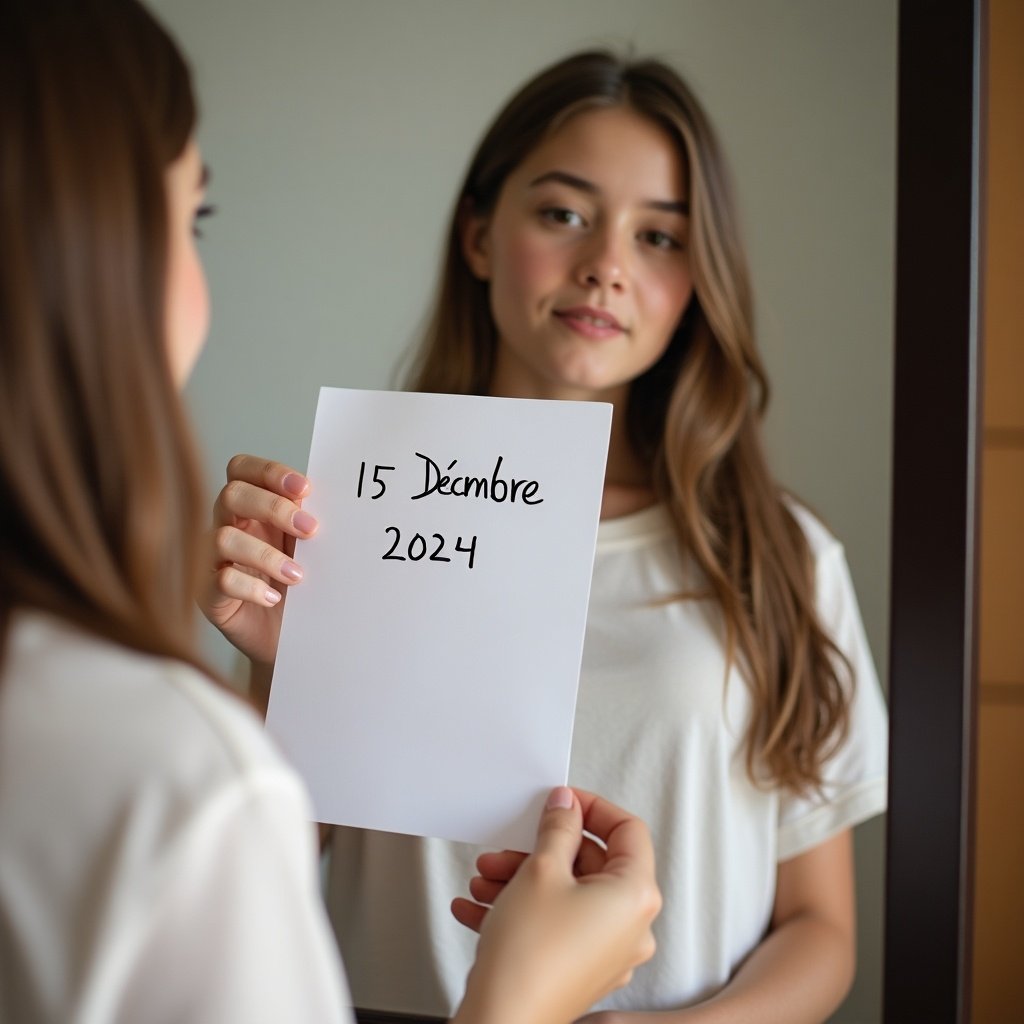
776,535,889,861
113,767,354,1024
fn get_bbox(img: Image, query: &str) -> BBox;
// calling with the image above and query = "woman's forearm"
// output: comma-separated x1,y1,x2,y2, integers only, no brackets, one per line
582,910,854,1024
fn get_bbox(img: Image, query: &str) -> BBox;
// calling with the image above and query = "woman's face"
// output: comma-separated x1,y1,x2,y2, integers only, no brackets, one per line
464,105,693,405
164,138,210,386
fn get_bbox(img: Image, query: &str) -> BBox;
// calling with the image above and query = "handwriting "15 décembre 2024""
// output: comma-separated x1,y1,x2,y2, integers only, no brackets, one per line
356,452,545,570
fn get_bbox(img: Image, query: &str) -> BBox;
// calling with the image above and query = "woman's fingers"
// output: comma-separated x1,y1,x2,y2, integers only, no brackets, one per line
450,897,488,934
517,785,585,877
212,525,306,587
212,564,283,608
468,875,506,906
212,455,317,537
213,478,319,537
467,838,609,926
225,454,310,499
451,787,660,1023
475,849,527,882
575,788,658,884
573,834,608,878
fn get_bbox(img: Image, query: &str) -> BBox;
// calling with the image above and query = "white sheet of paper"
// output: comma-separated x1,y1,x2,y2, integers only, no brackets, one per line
266,387,611,851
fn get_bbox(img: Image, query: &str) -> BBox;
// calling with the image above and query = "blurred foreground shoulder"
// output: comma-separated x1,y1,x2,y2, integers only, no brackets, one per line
0,611,351,1023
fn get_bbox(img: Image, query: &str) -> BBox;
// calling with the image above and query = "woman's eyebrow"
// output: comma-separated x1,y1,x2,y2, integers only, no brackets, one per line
529,169,598,194
528,169,688,215
199,163,211,189
647,197,689,215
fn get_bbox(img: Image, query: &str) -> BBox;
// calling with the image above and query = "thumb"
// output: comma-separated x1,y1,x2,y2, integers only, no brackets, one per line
531,785,583,865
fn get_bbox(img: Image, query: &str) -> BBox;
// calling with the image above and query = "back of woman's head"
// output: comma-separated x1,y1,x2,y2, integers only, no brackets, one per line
0,0,206,662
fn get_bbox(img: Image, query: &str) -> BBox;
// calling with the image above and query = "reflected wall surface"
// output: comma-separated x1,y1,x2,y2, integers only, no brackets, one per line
152,2,896,1020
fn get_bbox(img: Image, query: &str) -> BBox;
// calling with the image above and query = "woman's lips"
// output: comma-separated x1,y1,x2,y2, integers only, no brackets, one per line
553,306,627,339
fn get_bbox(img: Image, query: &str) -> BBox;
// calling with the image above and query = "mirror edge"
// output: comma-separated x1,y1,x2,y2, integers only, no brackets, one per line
884,0,986,1020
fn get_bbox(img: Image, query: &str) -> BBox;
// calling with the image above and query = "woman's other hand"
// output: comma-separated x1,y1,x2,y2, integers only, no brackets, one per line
451,787,661,1024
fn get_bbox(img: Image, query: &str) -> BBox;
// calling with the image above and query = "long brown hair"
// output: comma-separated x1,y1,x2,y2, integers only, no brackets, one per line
406,51,851,793
0,0,208,669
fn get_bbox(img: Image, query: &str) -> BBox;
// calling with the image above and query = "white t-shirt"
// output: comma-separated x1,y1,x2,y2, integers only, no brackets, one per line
0,612,352,1024
327,503,888,1015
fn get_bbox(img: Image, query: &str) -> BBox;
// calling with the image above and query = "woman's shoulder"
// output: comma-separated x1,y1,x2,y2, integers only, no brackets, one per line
3,611,299,807
0,614,339,1023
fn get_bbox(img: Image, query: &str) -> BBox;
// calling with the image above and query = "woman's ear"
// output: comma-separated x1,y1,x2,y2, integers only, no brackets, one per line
458,198,492,281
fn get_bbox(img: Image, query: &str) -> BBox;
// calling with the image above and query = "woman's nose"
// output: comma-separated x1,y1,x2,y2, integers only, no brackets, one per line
575,230,627,293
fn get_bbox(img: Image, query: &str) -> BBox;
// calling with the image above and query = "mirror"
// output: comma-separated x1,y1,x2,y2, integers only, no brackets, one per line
157,2,898,1020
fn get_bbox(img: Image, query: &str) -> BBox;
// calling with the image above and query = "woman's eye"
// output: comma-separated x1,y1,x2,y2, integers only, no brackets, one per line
541,207,585,228
642,229,682,251
192,203,216,239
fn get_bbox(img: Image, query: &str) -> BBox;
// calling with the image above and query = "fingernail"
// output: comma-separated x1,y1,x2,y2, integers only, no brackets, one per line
282,472,308,497
546,786,573,810
265,588,282,605
281,560,303,582
293,510,318,535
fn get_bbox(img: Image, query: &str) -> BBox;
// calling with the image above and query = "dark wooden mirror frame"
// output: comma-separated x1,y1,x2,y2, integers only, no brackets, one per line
356,4,987,1022
884,0,984,1021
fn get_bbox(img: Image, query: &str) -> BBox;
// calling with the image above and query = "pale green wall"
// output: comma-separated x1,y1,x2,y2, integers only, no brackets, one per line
153,2,895,1020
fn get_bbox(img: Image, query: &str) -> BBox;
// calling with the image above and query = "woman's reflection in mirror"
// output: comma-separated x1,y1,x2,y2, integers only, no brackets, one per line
203,50,889,1024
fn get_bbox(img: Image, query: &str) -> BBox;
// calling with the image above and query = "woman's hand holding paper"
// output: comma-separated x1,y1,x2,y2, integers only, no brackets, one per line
451,787,661,1024
201,453,317,669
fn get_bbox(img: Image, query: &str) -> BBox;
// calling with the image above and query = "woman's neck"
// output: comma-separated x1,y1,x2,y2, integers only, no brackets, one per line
600,406,657,520
485,370,654,519
600,482,657,519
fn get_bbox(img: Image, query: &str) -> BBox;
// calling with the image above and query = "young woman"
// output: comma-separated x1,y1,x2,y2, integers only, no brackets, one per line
204,51,888,1021
0,7,661,1022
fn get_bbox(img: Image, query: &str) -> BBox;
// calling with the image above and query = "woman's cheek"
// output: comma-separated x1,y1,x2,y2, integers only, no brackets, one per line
652,265,694,324
166,243,210,385
501,230,565,295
